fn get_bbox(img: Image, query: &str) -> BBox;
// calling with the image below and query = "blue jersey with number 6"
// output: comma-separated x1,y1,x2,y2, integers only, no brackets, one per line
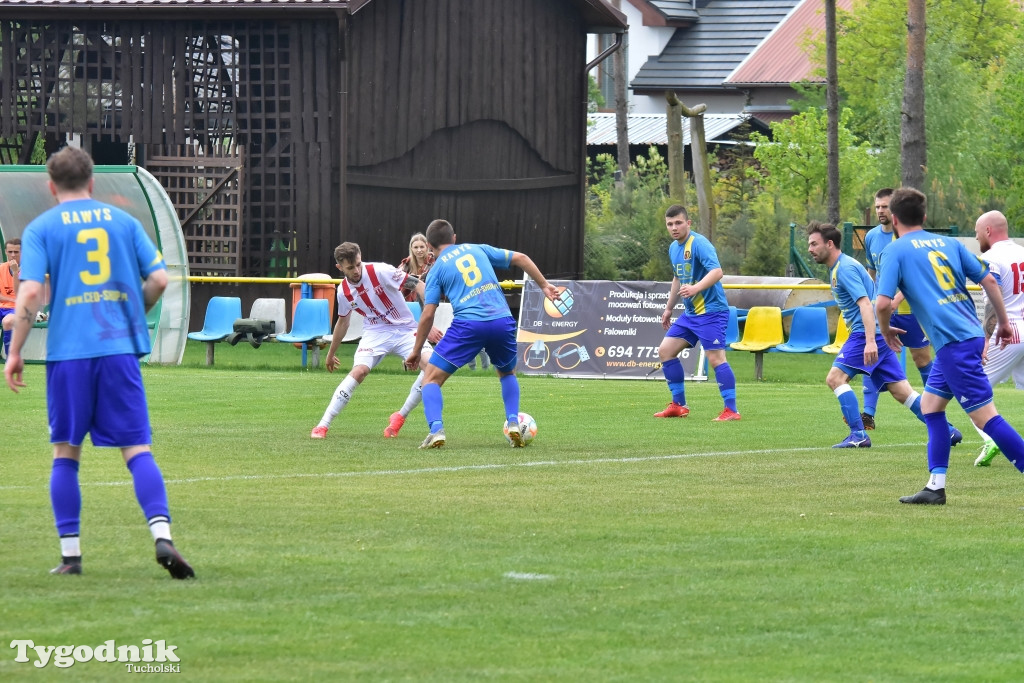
425,243,513,321
20,198,165,361
876,230,987,352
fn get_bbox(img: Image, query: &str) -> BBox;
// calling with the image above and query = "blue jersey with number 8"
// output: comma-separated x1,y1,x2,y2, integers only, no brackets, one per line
876,230,987,352
425,243,513,321
20,198,165,361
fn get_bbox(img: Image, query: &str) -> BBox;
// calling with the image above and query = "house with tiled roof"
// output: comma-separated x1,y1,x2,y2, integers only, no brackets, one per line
589,0,850,147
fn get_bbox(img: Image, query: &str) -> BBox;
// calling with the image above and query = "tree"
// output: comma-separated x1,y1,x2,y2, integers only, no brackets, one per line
825,0,840,224
823,0,1021,228
750,107,878,222
901,0,927,189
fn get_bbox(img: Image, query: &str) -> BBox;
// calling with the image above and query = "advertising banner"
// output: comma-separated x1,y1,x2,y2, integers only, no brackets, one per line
516,279,706,380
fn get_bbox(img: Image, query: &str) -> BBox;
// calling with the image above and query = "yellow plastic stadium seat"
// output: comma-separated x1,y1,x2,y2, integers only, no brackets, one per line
823,315,850,355
729,306,784,379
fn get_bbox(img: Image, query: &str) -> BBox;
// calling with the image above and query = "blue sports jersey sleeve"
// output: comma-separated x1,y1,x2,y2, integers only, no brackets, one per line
831,255,875,333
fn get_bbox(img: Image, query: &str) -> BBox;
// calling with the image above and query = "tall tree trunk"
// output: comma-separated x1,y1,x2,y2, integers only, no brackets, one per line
825,0,840,225
665,92,686,203
612,0,629,175
901,0,927,190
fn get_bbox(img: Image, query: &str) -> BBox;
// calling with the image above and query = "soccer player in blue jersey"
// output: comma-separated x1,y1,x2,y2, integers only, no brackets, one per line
877,187,1024,505
404,219,557,449
654,204,739,421
807,222,960,449
4,146,194,577
863,188,935,414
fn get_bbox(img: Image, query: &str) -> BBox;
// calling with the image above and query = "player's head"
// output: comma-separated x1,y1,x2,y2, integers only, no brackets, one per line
874,188,893,226
664,204,691,241
4,238,21,264
46,146,94,194
974,210,1009,253
426,220,455,251
333,241,363,283
806,220,841,265
889,188,926,234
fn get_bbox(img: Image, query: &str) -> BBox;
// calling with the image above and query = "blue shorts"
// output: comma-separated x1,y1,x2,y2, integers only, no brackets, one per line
925,337,994,412
891,313,929,349
46,355,152,447
666,310,729,350
0,307,13,318
430,317,518,374
833,332,907,389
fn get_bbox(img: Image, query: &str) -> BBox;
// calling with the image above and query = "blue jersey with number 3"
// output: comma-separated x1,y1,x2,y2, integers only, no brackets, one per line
20,198,165,361
876,230,988,351
425,243,513,321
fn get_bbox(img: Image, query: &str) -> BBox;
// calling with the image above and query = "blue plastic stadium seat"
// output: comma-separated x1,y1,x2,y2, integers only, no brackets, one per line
188,296,241,342
278,299,332,367
776,307,830,354
187,296,242,366
407,301,422,321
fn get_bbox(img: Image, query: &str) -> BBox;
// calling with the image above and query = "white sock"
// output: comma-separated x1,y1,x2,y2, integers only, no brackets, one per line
399,373,425,417
60,535,81,557
320,375,359,427
148,517,172,542
927,472,946,490
972,421,988,440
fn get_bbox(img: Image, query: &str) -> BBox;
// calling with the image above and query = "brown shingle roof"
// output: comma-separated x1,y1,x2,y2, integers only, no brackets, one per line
725,0,853,86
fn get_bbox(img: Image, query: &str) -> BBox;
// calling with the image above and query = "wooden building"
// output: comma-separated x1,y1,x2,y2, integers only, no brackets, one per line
0,0,626,320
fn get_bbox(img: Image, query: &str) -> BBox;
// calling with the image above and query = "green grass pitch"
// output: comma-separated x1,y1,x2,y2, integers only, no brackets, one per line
2,342,1023,680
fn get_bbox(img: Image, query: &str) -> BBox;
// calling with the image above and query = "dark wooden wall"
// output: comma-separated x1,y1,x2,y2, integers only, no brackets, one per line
1,0,595,283
344,0,588,279
0,18,340,277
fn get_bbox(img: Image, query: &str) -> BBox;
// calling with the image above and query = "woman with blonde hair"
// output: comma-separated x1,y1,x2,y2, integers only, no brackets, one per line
399,232,433,302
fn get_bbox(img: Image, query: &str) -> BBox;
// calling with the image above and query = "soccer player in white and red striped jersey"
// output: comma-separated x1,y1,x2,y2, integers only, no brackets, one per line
310,242,439,440
972,211,1024,466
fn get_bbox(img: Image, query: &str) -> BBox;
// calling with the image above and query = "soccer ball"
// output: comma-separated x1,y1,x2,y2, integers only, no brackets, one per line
503,412,537,446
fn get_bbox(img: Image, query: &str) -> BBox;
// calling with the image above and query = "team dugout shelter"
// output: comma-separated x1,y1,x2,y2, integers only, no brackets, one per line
0,164,190,364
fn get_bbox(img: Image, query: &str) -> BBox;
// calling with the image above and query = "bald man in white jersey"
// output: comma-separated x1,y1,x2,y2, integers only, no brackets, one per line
972,210,1024,466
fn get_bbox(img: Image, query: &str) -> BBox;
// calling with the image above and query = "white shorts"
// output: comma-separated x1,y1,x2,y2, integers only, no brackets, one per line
984,337,1024,389
353,327,432,370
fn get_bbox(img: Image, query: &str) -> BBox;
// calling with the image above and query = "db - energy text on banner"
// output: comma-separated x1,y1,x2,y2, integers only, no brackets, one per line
516,279,706,380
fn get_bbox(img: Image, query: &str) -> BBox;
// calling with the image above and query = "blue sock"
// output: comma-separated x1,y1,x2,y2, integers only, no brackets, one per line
714,362,737,412
50,458,82,537
835,385,863,431
983,415,1024,473
499,373,520,422
862,374,879,415
908,395,924,421
2,329,10,358
918,360,933,386
662,357,686,406
924,412,951,472
422,382,443,432
126,452,170,521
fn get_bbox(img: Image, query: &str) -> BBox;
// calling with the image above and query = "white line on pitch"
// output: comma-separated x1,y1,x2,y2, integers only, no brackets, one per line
0,442,928,491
